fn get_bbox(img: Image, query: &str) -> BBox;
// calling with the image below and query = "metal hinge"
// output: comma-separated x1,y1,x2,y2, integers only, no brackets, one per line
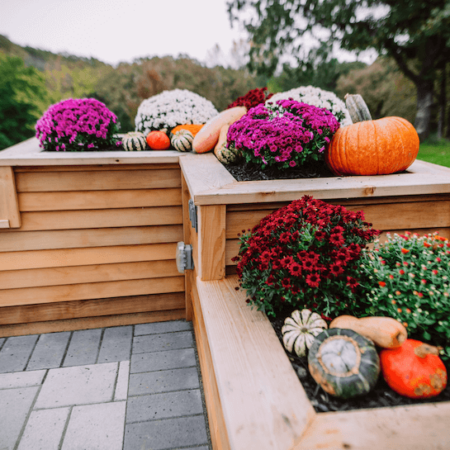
176,241,194,273
188,199,198,233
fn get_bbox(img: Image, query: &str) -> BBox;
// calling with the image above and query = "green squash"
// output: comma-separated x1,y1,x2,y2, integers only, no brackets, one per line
308,328,380,399
171,130,194,152
122,132,147,151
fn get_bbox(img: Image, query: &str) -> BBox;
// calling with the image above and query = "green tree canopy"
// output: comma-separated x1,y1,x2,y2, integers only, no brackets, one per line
228,0,450,140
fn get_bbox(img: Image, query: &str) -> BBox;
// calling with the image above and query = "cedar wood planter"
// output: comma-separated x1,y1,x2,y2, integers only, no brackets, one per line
180,154,450,450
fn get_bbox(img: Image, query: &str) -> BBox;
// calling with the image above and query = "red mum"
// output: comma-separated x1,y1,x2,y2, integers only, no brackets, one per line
306,273,321,288
288,262,302,276
330,263,344,276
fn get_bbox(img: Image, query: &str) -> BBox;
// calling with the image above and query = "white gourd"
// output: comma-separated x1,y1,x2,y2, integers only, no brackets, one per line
281,309,327,357
171,130,194,152
122,132,147,151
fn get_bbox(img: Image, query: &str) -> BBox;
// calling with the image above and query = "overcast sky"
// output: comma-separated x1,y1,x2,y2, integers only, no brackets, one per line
0,0,376,67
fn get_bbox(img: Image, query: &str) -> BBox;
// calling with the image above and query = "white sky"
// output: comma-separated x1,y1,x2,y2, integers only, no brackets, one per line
0,0,376,67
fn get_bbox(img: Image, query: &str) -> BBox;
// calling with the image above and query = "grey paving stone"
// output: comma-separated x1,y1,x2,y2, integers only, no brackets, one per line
63,328,101,367
0,335,38,373
97,326,132,363
35,362,117,409
126,389,203,423
132,331,194,354
27,332,71,371
124,415,208,450
135,320,193,336
0,369,46,389
0,338,5,349
129,367,199,396
114,361,129,401
18,407,70,450
131,347,196,373
0,386,39,450
61,401,126,450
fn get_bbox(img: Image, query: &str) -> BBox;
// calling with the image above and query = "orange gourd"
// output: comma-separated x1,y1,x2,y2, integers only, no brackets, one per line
171,124,204,137
380,339,447,398
325,94,420,176
146,131,171,150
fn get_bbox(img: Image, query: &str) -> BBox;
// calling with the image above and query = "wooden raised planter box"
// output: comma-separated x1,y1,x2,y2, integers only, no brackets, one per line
0,138,188,336
180,154,450,449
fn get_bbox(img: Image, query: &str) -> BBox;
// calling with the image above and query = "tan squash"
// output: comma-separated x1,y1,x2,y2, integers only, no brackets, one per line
329,315,407,349
192,106,247,154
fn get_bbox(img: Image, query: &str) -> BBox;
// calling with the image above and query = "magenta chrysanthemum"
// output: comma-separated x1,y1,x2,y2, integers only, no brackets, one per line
35,98,120,152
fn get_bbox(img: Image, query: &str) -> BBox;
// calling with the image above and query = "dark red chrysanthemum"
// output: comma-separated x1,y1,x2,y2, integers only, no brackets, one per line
306,273,321,288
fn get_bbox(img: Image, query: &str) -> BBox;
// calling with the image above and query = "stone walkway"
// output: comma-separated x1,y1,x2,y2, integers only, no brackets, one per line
0,320,211,450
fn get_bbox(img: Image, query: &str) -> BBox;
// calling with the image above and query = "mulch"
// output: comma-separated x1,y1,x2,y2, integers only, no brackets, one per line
269,311,450,413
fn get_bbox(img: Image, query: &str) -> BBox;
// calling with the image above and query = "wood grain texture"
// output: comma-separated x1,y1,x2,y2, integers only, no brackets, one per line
16,169,181,192
14,163,180,172
191,271,230,450
0,309,185,338
0,292,185,325
196,275,314,450
0,243,176,271
0,167,20,227
0,220,9,228
198,205,226,281
19,188,181,212
0,276,185,307
182,173,193,321
0,225,183,252
13,207,182,231
0,260,179,290
296,403,450,450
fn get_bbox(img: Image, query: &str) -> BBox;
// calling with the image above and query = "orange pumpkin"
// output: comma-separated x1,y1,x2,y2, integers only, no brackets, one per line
380,339,447,398
146,131,171,150
325,94,420,176
171,124,204,137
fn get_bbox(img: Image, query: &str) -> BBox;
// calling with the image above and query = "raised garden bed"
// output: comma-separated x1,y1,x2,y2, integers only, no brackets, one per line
180,153,450,449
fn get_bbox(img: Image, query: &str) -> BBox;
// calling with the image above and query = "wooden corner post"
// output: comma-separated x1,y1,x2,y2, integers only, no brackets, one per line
0,167,21,228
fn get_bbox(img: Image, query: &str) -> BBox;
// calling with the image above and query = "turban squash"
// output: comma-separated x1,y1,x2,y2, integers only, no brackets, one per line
325,94,420,176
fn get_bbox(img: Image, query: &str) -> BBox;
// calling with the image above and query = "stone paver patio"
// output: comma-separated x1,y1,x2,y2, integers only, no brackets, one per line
0,320,211,450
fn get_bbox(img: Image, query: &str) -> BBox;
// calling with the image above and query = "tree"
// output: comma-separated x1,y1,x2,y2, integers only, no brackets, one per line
228,0,450,140
0,54,47,150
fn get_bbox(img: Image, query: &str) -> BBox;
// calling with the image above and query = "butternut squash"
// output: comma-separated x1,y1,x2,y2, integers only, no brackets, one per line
192,106,247,154
329,315,407,349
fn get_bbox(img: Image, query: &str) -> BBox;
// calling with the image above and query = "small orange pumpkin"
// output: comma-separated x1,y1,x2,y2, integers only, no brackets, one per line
380,339,447,398
146,131,171,150
171,124,204,137
325,94,420,176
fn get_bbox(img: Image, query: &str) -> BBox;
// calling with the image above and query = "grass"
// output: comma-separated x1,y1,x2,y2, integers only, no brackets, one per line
417,139,450,168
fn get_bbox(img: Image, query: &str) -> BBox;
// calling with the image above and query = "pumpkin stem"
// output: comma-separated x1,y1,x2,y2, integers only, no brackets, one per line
344,94,373,124
414,343,440,358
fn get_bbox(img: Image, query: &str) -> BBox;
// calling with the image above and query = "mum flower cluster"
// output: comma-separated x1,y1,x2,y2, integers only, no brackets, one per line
227,99,340,170
35,98,121,152
233,196,380,318
267,85,351,126
227,87,273,110
360,232,450,358
135,89,218,135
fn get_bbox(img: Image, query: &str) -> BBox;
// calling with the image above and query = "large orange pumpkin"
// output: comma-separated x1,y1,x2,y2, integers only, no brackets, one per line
325,94,420,176
380,339,447,398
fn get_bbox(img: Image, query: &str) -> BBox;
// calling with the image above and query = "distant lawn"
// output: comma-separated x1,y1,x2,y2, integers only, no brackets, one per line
417,139,450,168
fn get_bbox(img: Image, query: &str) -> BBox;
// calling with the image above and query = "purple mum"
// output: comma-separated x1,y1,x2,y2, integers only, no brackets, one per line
227,99,340,170
36,98,120,152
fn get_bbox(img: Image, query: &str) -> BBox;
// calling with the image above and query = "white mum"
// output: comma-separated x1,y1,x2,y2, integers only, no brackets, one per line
135,89,218,134
267,86,352,126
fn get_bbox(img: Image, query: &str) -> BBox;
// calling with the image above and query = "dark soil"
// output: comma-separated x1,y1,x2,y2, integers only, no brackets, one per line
269,309,450,413
223,160,336,182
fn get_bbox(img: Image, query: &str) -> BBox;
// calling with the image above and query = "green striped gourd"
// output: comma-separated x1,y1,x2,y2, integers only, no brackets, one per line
122,132,147,151
171,130,194,152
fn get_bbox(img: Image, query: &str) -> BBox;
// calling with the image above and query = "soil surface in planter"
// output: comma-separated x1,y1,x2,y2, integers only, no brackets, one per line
269,311,450,413
224,160,336,181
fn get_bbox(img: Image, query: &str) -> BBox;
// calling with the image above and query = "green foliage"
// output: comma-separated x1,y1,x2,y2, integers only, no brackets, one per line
359,233,450,360
0,54,47,150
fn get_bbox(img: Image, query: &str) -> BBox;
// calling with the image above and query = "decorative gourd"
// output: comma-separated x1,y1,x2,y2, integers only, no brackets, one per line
171,124,204,137
171,130,194,152
146,131,171,150
330,315,407,349
325,94,420,176
214,125,241,164
193,106,247,154
281,309,327,357
308,328,380,399
380,339,447,398
122,132,147,151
